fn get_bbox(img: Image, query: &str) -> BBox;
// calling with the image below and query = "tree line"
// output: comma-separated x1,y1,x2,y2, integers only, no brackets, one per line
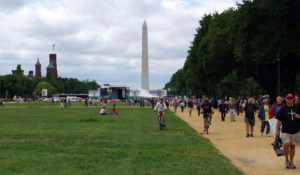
165,0,300,98
0,66,99,98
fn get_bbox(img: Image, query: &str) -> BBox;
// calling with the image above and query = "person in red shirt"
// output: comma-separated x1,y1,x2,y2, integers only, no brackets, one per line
103,98,108,108
111,107,117,115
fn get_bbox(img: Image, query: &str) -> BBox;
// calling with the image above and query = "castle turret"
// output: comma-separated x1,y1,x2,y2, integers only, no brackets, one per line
46,54,57,77
35,58,41,78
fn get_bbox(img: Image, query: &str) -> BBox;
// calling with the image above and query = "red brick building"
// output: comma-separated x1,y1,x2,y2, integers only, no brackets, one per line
46,54,57,77
35,59,41,78
12,64,24,75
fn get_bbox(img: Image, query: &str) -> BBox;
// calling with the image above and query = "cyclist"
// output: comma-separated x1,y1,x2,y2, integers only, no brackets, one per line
200,97,214,132
153,98,167,128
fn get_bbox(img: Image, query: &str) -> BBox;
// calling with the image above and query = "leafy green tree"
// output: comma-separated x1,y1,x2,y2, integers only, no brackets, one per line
15,65,23,76
35,82,56,97
165,0,300,99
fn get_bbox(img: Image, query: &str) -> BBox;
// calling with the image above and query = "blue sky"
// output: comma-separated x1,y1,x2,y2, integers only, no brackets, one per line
0,0,241,89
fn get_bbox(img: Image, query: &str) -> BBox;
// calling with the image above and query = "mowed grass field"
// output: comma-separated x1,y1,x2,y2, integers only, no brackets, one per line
0,103,243,175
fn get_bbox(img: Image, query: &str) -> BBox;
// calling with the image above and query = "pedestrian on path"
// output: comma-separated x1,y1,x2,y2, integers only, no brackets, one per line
228,98,236,122
276,93,300,169
244,97,257,137
173,98,178,113
258,97,271,136
196,99,201,117
219,99,228,122
180,100,185,113
188,99,194,117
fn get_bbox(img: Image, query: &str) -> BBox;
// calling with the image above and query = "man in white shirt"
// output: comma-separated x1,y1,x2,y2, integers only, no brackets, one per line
100,106,107,115
153,98,167,128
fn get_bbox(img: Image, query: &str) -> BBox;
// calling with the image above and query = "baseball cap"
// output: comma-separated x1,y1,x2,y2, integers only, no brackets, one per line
286,93,294,99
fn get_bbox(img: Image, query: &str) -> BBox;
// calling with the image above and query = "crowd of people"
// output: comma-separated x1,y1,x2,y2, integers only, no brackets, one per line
1,92,300,169
162,94,300,169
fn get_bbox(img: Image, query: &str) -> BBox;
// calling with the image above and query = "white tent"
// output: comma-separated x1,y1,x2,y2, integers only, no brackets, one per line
139,88,158,98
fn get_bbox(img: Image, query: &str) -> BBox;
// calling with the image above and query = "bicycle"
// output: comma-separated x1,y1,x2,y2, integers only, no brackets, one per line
201,112,213,134
158,112,164,130
153,110,166,130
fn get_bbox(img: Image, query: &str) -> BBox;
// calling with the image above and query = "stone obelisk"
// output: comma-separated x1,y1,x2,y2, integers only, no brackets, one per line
141,20,149,90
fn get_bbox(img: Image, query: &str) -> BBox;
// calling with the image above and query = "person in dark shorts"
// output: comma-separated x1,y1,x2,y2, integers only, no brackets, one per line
196,99,201,117
244,97,257,137
219,100,228,122
201,98,214,132
276,94,300,169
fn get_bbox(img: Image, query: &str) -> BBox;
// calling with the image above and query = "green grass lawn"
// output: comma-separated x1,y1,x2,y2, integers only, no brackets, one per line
0,103,243,175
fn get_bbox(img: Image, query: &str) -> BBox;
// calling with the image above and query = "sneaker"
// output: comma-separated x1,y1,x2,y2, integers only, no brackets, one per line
250,134,254,137
286,160,290,169
246,133,250,137
261,133,263,136
266,134,270,137
290,162,296,169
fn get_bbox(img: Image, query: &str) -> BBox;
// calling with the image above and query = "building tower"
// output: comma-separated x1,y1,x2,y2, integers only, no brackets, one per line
141,20,149,90
35,58,41,78
46,53,58,77
28,70,34,79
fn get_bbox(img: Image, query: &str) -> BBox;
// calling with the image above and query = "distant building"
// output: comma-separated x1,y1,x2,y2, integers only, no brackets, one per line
11,52,58,78
12,64,24,75
46,54,58,77
28,70,34,79
35,58,41,78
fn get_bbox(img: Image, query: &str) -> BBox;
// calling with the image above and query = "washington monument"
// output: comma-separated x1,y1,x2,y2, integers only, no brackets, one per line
141,20,149,90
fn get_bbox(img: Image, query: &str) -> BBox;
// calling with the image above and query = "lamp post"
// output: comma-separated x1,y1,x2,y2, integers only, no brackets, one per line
277,55,281,96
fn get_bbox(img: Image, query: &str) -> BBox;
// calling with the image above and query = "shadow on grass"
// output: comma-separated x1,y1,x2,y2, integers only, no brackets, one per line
79,118,98,122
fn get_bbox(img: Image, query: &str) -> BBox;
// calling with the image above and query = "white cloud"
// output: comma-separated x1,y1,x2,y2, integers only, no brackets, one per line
0,0,241,89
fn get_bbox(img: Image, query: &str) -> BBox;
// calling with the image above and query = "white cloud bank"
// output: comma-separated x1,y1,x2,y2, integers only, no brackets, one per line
0,0,241,89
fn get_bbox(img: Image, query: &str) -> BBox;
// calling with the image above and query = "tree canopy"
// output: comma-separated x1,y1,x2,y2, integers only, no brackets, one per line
0,72,99,98
165,0,300,98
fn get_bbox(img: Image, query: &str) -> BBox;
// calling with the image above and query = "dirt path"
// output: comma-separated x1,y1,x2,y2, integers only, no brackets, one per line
174,108,300,175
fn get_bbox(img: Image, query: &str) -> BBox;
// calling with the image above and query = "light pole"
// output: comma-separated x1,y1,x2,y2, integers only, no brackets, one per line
277,55,281,96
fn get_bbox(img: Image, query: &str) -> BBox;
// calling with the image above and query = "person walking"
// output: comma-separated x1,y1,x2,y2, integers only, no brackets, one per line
228,98,236,122
103,98,108,108
188,99,194,117
180,100,185,113
112,98,116,109
84,98,88,108
219,99,228,122
173,98,178,113
0,98,4,108
258,97,271,136
270,96,285,119
196,99,201,117
244,97,257,137
235,98,240,116
269,96,285,136
276,93,300,169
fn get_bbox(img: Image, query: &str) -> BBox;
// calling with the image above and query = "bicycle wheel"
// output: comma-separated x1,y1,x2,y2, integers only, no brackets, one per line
205,119,209,134
159,116,163,130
